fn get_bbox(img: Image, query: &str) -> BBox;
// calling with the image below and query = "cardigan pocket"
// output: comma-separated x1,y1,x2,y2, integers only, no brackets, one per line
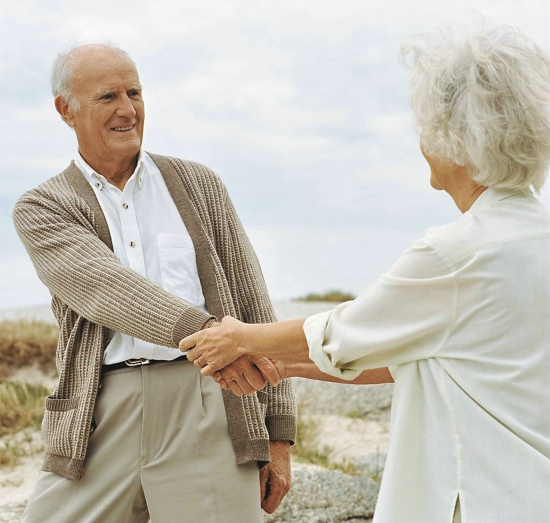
41,396,80,457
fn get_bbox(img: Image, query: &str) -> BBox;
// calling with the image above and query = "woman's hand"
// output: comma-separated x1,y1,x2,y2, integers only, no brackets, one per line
179,316,247,375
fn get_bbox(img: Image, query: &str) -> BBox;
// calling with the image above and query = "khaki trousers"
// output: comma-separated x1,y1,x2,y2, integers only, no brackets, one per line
453,497,462,523
22,360,262,523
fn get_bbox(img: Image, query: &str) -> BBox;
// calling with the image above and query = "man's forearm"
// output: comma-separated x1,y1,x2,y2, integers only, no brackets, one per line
13,196,212,348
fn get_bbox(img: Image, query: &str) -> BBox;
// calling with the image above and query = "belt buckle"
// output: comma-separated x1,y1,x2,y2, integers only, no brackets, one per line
124,358,151,367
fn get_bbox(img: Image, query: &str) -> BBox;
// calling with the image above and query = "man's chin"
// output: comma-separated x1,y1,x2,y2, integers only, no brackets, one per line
111,138,142,156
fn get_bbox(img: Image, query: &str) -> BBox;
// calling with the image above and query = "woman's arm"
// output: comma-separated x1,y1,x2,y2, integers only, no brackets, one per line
281,362,394,384
180,316,393,384
180,316,311,375
214,360,393,392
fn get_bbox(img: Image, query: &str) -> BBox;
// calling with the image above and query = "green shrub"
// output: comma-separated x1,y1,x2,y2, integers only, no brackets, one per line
294,290,356,303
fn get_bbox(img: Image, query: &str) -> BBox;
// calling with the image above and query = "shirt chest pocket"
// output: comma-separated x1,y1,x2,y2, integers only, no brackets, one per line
157,233,204,308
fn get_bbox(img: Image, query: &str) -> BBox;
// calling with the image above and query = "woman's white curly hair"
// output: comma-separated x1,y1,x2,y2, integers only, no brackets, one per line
400,23,550,192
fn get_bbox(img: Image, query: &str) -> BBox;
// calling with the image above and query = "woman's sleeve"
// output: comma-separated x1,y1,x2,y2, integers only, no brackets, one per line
304,238,457,379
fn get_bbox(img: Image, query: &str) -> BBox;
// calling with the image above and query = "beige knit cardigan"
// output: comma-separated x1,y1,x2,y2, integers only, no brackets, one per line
13,154,296,481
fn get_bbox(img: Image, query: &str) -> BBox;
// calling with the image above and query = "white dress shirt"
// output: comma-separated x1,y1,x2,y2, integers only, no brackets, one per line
304,187,550,522
76,151,209,364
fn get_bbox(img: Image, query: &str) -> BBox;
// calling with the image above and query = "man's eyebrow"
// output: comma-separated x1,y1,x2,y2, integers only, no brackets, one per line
94,88,117,98
93,85,142,99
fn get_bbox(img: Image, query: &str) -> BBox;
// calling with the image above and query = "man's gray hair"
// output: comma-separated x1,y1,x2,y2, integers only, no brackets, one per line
400,24,550,192
51,43,135,111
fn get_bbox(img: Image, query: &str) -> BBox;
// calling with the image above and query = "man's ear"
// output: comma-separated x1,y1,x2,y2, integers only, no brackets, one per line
54,95,75,127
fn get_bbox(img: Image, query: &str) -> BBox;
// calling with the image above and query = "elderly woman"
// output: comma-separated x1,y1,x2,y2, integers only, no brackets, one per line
180,24,550,523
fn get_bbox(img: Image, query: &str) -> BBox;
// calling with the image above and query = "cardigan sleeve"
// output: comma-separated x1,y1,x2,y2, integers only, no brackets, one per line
13,188,213,348
221,186,296,443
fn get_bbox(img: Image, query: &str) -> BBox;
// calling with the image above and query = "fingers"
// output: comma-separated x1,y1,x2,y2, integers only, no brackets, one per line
261,441,292,513
226,378,246,396
261,480,285,514
259,466,269,506
199,364,216,377
241,365,268,391
251,357,282,387
178,332,197,352
220,372,257,396
259,465,291,514
186,346,200,363
180,316,246,374
215,356,268,396
211,369,251,396
200,358,281,396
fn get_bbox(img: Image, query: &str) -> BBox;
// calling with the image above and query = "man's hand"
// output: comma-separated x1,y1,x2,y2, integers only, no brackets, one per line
213,355,281,396
260,441,292,514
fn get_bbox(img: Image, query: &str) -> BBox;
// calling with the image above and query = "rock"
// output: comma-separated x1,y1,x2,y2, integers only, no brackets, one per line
265,465,378,523
292,378,393,421
0,501,26,523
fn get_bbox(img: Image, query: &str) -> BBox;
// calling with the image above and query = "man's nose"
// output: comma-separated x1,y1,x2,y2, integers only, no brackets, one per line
116,94,137,118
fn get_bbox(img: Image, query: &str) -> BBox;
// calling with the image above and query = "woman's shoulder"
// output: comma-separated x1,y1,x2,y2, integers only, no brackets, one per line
419,214,474,249
413,214,487,270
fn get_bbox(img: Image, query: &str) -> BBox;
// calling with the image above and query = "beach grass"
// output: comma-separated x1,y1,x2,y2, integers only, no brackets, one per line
0,380,48,438
292,401,358,475
0,380,48,468
0,320,57,378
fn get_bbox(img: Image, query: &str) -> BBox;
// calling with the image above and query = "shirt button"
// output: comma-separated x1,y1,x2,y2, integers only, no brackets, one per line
122,203,128,209
130,241,136,247
95,183,101,188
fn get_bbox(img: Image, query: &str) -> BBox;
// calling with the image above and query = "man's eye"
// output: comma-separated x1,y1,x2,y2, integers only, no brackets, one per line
101,93,114,100
129,91,141,98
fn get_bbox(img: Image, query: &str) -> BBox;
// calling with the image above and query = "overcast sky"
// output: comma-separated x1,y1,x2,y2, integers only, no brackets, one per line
1,0,549,309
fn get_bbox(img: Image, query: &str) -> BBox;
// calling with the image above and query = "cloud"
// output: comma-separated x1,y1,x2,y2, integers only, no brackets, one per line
0,257,51,310
246,225,427,300
0,0,548,309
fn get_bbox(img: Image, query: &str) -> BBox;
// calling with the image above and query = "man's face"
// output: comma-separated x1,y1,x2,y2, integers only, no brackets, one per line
63,49,145,174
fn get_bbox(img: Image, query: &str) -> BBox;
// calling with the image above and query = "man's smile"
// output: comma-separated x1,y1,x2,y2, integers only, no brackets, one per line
111,125,134,132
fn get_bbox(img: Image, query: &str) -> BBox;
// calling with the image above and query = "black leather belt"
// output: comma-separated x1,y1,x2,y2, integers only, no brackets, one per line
102,355,188,375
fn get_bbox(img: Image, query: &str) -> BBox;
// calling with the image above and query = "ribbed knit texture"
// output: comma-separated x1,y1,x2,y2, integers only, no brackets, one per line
13,154,296,480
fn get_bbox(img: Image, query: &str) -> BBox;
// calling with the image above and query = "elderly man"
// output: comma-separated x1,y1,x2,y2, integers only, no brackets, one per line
14,43,295,523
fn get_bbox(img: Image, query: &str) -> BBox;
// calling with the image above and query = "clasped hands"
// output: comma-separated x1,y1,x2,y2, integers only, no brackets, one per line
180,316,284,396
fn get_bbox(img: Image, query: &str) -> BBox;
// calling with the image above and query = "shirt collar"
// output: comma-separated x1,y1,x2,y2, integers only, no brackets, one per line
75,150,146,191
468,186,533,214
